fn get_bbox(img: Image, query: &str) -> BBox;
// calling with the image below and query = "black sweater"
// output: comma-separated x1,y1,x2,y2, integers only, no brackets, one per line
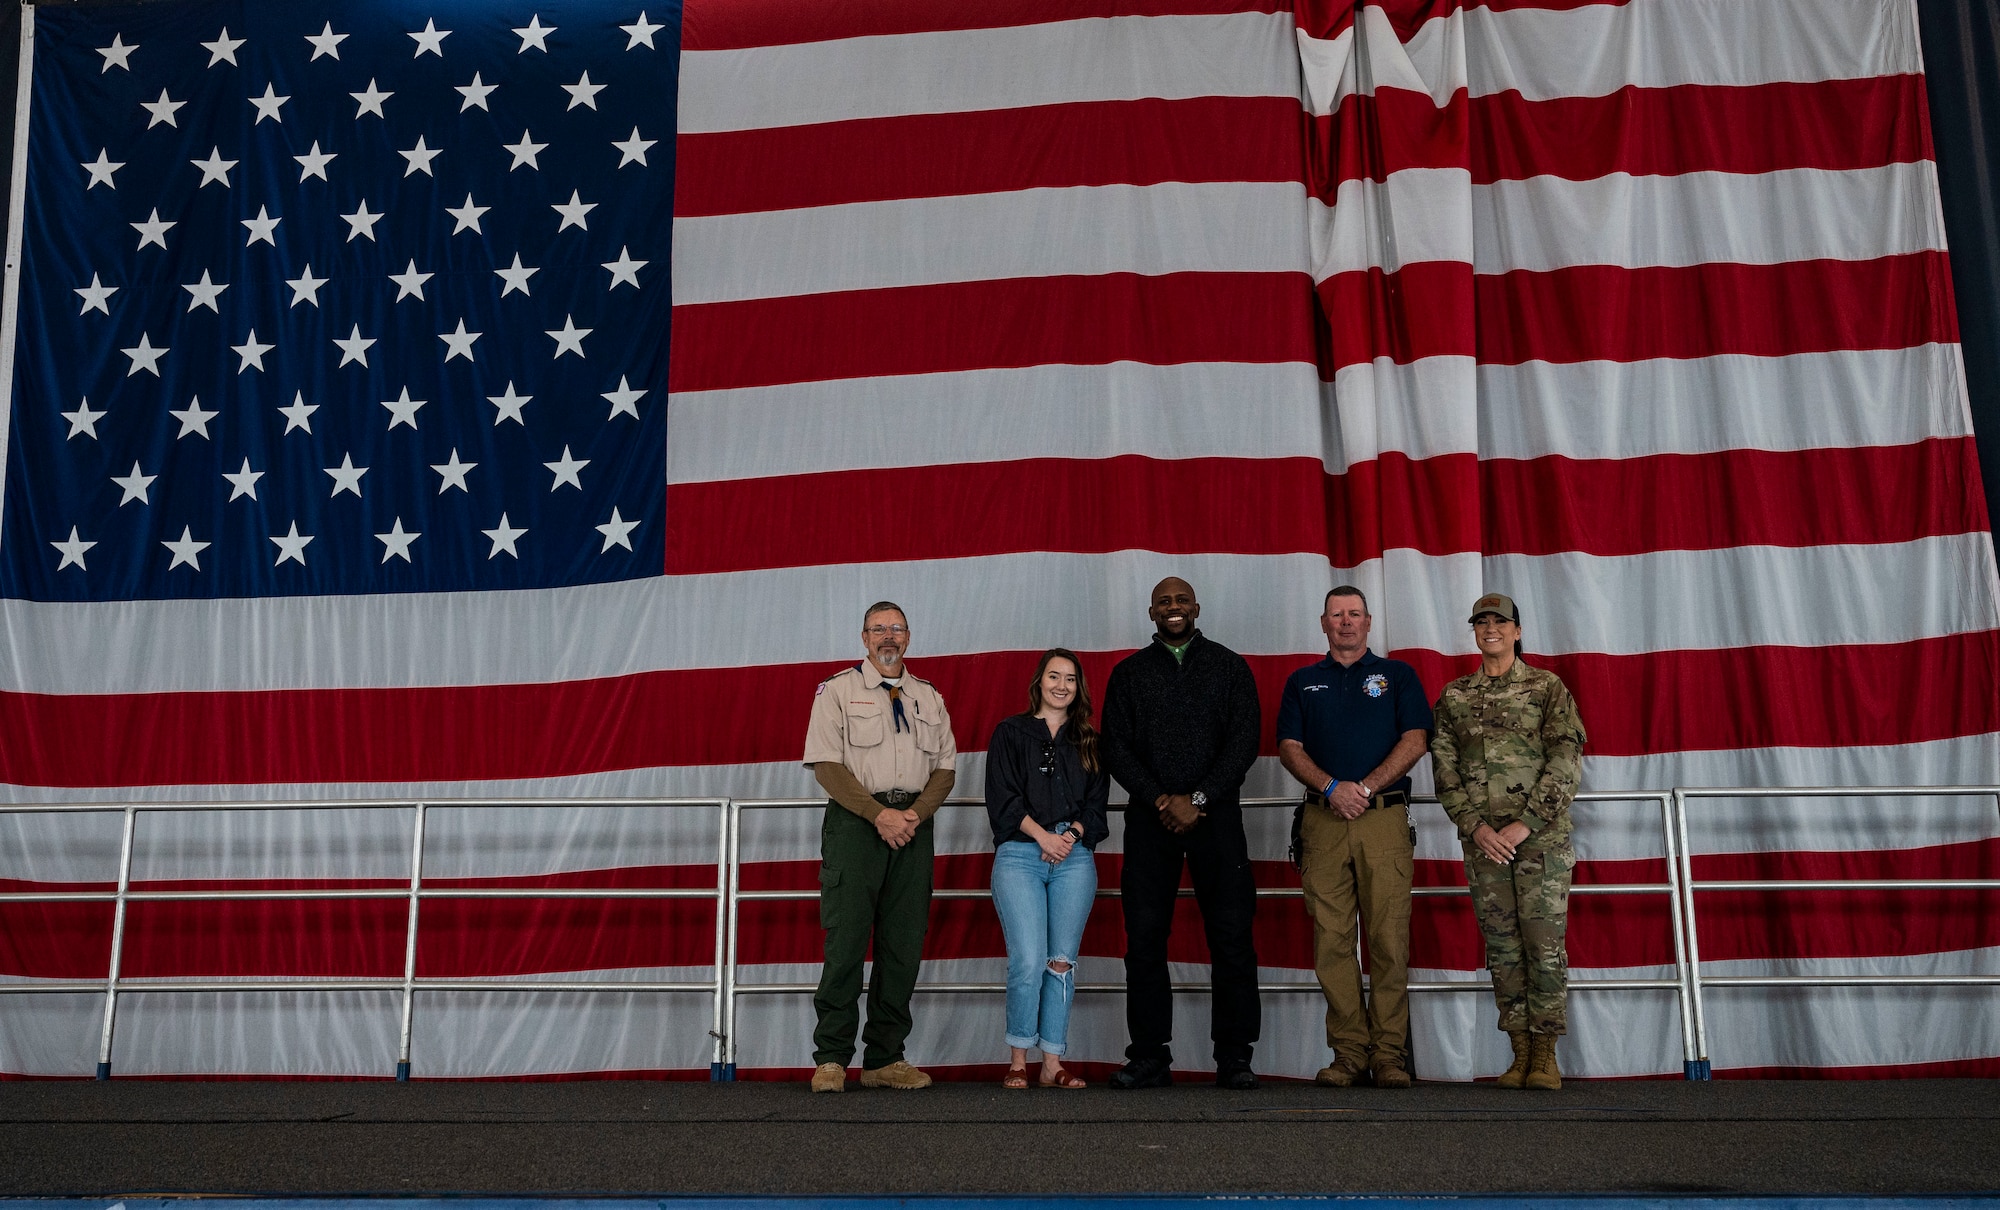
1099,630,1262,815
984,713,1111,848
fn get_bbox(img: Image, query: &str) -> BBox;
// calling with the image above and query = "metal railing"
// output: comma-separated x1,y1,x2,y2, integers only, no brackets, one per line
1672,786,2000,1078
720,792,1696,1077
0,798,731,1080
3,786,1995,1081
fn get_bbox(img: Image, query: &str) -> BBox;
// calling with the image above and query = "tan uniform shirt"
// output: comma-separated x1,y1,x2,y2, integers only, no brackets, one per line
803,664,957,795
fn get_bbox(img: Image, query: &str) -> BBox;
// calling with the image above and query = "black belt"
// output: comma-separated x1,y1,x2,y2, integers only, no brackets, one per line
1305,788,1408,811
873,789,918,806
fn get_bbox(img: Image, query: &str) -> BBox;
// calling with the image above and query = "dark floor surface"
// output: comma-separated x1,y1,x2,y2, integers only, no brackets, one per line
1,1078,1997,1197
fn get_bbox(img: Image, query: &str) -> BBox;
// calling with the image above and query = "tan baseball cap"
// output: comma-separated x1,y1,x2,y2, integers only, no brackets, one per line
1468,592,1519,623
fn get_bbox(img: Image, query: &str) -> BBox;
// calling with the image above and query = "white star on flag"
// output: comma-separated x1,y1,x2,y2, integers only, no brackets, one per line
390,259,434,301
334,324,376,367
457,72,496,111
295,140,335,181
399,135,442,176
249,84,288,123
505,131,548,171
202,27,245,66
223,456,265,501
121,334,168,376
232,329,274,372
52,526,96,571
271,522,313,566
483,514,527,558
382,387,427,430
432,449,477,493
141,89,184,128
183,269,227,312
545,445,589,490
613,128,655,168
447,193,489,234
112,461,157,505
82,150,122,189
169,395,218,438
602,246,646,288
514,15,556,51
563,71,605,110
409,19,451,58
98,34,138,72
488,382,531,425
131,209,174,250
596,507,639,552
602,376,646,419
306,22,347,60
325,454,368,497
341,201,383,241
162,526,210,571
547,315,591,358
76,273,117,315
351,78,392,118
439,320,481,362
286,264,327,307
621,12,663,49
377,518,421,563
552,190,596,230
496,253,539,296
242,205,281,246
279,390,318,434
191,146,236,187
62,398,106,439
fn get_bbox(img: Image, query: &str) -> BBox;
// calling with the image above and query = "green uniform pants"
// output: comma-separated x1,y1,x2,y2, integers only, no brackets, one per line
812,801,935,1069
1464,838,1574,1035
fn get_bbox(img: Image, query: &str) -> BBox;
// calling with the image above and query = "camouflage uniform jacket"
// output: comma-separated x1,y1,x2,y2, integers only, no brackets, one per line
1430,658,1587,848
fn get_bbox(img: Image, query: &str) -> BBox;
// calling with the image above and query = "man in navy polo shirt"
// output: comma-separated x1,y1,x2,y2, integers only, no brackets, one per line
1276,586,1433,1089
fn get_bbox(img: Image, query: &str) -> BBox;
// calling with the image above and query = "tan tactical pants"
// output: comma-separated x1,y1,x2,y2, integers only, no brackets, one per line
1300,801,1413,1067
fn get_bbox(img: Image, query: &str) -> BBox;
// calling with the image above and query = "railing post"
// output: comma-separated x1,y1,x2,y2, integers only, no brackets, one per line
710,798,734,1081
723,798,744,1075
1673,788,1711,1080
395,801,428,1082
1659,792,1697,1074
94,803,139,1080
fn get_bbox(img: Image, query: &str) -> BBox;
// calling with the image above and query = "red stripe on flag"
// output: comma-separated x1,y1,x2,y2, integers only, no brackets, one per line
1476,254,1961,365
1473,78,1935,183
1,636,1995,787
669,272,1319,393
683,0,1286,50
1307,88,1465,193
678,97,1305,216
1316,261,1475,372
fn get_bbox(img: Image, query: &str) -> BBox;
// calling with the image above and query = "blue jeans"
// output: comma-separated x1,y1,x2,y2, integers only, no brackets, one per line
990,839,1097,1055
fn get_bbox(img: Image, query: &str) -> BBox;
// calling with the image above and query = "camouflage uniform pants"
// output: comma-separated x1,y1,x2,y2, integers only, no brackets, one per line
1463,839,1574,1035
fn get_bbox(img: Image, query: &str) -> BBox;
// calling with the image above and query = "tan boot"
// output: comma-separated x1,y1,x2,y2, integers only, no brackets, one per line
810,1061,846,1093
1525,1033,1562,1090
859,1059,933,1089
1495,1031,1531,1089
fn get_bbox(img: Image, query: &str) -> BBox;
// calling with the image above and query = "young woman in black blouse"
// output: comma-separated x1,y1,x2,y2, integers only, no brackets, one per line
985,648,1110,1088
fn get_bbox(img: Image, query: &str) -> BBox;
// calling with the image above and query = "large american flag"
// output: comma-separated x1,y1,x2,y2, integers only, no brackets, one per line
1,0,1996,1081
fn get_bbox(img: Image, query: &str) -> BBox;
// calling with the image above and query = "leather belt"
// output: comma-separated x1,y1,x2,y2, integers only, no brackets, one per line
1306,788,1409,811
874,789,918,805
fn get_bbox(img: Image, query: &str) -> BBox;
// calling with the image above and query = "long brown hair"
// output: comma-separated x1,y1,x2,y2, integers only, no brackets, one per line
1026,647,1100,772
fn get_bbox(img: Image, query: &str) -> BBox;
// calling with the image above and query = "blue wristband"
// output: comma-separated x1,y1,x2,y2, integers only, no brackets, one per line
1323,777,1338,798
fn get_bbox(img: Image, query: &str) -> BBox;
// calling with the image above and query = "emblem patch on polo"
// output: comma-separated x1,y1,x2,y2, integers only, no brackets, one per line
1364,674,1389,698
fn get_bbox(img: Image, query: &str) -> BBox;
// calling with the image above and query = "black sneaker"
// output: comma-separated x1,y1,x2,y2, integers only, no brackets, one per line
1215,1063,1259,1090
1108,1056,1175,1089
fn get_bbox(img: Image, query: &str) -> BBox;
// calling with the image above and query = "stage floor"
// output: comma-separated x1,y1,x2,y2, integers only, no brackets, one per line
1,1078,1996,1197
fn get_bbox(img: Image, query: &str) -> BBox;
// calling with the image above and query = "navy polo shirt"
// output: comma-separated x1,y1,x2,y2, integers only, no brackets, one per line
1275,650,1433,793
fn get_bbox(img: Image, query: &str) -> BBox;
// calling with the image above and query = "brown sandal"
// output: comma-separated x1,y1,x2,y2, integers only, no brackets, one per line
1002,1066,1029,1090
1039,1066,1086,1089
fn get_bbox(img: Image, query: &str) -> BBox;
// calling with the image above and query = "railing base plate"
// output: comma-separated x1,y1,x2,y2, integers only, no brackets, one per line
1684,1059,1712,1081
710,1061,736,1082
396,1060,411,1082
94,1062,109,1081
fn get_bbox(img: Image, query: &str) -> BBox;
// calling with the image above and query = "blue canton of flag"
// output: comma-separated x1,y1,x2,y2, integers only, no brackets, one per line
0,0,679,601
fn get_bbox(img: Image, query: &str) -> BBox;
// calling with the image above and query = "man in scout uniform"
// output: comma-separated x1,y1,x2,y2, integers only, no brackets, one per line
1430,592,1587,1090
802,600,957,1093
1276,586,1433,1089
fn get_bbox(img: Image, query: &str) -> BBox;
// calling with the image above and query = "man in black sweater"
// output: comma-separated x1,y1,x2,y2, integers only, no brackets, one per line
1099,576,1264,1089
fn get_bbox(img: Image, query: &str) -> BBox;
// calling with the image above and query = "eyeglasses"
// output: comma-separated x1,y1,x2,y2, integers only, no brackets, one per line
865,624,909,637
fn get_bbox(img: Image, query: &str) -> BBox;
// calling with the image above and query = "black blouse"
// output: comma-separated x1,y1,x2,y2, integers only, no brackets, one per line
983,712,1111,848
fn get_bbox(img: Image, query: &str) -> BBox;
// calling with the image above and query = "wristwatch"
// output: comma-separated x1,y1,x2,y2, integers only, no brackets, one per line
1190,790,1207,815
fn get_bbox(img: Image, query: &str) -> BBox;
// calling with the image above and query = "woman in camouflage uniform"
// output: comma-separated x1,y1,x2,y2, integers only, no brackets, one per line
1430,593,1587,1090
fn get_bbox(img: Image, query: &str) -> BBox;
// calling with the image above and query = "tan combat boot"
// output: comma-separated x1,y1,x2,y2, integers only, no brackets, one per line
1495,1031,1531,1089
811,1061,847,1093
1525,1033,1562,1090
859,1059,933,1089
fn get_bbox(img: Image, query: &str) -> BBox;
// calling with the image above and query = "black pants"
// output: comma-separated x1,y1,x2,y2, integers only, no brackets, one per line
1120,806,1261,1065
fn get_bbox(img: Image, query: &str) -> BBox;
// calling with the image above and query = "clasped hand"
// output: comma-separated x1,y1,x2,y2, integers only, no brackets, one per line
1155,793,1201,834
1472,820,1532,863
1036,829,1076,865
873,806,921,849
1323,780,1370,820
